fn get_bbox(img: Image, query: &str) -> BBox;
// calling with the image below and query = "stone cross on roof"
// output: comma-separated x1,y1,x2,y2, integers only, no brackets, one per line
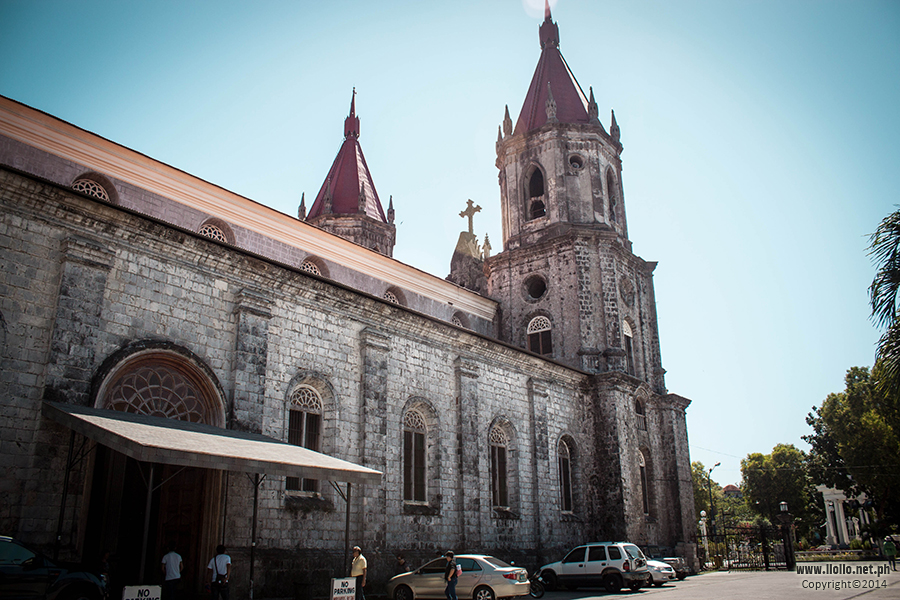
459,199,481,235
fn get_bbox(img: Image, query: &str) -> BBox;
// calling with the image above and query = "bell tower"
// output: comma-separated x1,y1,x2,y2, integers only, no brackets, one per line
486,4,664,393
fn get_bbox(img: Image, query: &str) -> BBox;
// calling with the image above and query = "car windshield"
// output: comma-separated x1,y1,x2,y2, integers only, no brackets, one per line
483,557,512,569
623,545,644,560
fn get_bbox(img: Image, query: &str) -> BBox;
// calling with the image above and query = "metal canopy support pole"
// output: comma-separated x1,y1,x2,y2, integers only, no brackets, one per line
53,430,76,561
345,482,352,576
139,463,155,583
249,473,265,600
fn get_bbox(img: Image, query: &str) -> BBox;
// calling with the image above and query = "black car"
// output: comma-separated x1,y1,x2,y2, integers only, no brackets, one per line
0,536,106,600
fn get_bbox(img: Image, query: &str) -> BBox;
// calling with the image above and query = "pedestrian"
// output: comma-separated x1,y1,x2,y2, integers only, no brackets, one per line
160,542,183,600
207,544,232,600
885,536,897,571
395,554,410,575
443,551,458,600
351,546,367,600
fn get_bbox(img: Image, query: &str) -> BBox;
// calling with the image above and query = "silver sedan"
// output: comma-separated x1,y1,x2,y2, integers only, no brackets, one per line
386,555,530,600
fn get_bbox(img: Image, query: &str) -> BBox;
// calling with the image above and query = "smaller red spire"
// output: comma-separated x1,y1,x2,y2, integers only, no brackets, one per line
344,88,360,139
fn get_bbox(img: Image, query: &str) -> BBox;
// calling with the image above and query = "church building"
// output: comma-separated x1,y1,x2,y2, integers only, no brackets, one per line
0,6,696,598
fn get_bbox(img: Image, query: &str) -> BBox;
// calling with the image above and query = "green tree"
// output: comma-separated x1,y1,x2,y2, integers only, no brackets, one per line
804,367,900,531
740,444,819,540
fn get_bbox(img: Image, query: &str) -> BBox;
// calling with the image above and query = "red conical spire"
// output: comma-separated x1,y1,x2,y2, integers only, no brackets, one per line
308,89,388,223
515,7,588,134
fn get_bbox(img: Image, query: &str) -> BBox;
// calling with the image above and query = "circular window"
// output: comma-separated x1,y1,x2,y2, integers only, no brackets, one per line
569,155,584,170
525,275,548,300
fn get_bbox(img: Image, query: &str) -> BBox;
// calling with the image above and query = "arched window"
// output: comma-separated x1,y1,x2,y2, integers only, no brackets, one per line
73,178,110,201
558,438,574,512
403,409,427,502
635,399,647,431
606,170,618,223
286,385,323,492
490,424,509,508
300,260,321,276
528,169,546,220
639,450,650,515
623,320,635,376
198,223,228,243
527,316,553,356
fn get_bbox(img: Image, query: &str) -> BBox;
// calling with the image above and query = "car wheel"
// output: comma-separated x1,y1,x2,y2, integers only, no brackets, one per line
473,585,495,600
542,572,558,591
653,582,663,587
602,573,622,593
628,581,643,591
394,585,413,600
677,574,686,580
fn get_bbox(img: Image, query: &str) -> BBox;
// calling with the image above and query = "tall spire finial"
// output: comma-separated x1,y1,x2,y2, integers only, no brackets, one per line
539,1,559,48
610,109,620,143
344,88,360,139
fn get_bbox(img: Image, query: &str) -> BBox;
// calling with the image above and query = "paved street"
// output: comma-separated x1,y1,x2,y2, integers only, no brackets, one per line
543,564,900,600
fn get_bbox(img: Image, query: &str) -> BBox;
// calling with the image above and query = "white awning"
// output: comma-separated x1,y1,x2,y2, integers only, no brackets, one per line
42,401,381,486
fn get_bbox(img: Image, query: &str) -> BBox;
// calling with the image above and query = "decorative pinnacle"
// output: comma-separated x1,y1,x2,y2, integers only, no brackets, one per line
298,192,306,220
545,81,558,122
503,105,513,136
588,87,599,122
388,195,395,224
610,109,620,143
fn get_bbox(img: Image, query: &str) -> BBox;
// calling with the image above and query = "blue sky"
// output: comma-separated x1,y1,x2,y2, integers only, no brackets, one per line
2,0,898,488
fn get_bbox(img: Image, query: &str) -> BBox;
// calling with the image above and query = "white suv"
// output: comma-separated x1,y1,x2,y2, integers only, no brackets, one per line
538,542,650,593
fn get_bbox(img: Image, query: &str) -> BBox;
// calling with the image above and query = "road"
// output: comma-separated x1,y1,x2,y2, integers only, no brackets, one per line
543,564,900,600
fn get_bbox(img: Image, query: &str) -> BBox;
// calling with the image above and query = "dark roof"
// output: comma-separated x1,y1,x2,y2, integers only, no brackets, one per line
514,6,590,135
307,90,388,222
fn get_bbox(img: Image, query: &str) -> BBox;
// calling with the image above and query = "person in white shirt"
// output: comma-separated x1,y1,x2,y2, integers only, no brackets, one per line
207,544,232,600
160,542,183,600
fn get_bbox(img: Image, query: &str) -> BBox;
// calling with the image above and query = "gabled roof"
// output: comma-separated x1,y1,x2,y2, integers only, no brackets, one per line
307,90,388,222
514,4,591,135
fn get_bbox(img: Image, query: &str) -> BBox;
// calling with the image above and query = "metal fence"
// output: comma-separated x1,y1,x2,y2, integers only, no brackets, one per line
699,524,793,571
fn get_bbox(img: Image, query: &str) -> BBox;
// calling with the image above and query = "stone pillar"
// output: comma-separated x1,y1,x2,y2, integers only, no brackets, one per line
360,328,391,552
455,356,481,550
45,235,114,404
528,378,550,552
231,288,272,433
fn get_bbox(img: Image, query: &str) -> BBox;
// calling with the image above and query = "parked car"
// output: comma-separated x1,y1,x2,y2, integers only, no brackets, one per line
660,556,688,580
386,554,529,600
537,542,650,593
0,535,106,600
645,560,676,587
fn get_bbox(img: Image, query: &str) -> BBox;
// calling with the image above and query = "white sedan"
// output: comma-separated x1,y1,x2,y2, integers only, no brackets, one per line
645,560,676,587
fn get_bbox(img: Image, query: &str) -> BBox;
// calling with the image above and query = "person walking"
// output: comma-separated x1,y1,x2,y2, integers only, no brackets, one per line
395,554,410,575
160,542,183,600
351,546,367,600
207,545,232,600
885,536,897,571
443,551,458,600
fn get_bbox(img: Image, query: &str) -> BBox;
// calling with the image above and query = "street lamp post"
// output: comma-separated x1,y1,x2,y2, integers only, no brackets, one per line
778,501,796,571
707,462,720,538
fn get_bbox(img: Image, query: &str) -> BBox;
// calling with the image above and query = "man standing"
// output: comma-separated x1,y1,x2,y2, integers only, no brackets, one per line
351,546,367,600
444,551,458,600
207,545,232,600
885,536,897,571
160,542,183,600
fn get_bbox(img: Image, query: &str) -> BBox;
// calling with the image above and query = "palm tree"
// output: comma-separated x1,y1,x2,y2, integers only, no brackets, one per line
869,208,900,402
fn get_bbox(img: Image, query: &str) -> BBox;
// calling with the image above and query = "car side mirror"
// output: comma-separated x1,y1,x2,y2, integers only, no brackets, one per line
23,556,46,570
